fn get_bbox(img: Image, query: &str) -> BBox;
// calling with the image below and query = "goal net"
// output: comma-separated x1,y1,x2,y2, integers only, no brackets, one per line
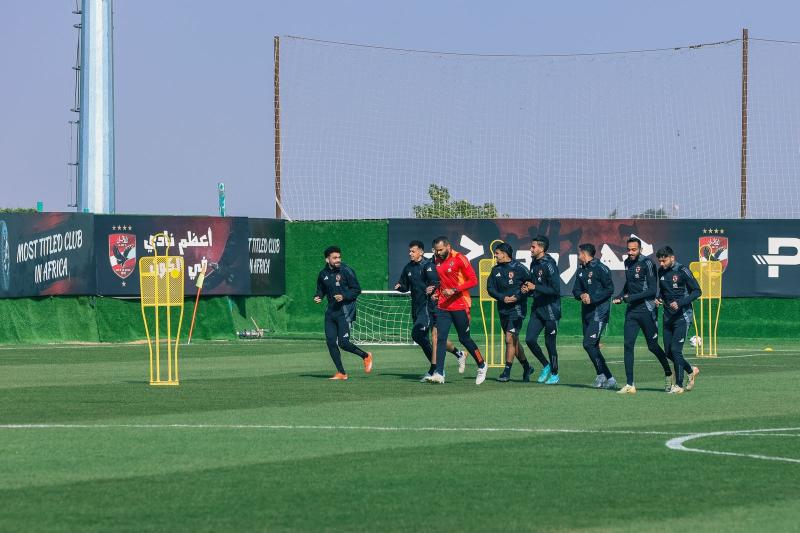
350,290,413,345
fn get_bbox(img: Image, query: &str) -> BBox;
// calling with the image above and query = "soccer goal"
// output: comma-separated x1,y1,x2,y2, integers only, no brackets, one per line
350,290,414,345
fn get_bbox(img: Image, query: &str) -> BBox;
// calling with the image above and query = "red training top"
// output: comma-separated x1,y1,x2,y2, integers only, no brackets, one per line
435,250,477,311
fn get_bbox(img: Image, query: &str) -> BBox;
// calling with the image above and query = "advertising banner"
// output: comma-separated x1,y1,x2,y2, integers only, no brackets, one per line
95,215,252,296
248,218,286,295
0,213,95,298
388,219,800,297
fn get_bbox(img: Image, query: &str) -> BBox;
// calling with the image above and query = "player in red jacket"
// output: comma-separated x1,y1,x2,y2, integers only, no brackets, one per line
427,236,488,385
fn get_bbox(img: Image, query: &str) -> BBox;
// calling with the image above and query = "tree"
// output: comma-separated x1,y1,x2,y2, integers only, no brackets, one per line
632,207,669,219
0,208,36,213
413,184,499,218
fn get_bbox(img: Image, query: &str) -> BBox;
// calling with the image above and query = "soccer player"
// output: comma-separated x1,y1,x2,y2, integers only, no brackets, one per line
314,246,373,380
395,240,466,381
655,246,701,393
429,236,488,385
486,242,534,383
572,243,618,389
522,235,561,385
429,241,470,377
613,237,673,394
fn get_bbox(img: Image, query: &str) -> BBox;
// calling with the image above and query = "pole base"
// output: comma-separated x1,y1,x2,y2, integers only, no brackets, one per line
149,380,180,386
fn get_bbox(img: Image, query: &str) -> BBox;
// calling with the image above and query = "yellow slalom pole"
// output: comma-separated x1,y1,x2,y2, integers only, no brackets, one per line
143,303,153,383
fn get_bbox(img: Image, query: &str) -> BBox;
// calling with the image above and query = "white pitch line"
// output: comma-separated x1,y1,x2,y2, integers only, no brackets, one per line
0,423,675,435
4,424,798,464
604,352,778,365
665,427,800,464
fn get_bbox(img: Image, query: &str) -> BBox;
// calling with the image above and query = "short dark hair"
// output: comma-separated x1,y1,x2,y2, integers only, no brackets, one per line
324,246,341,258
627,237,642,248
432,236,450,247
656,246,675,258
494,242,513,258
578,243,596,257
532,235,550,252
408,240,424,250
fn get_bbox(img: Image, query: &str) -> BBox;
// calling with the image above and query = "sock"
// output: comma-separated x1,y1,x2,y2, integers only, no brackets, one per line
428,363,436,375
504,361,513,371
471,348,486,367
521,359,531,371
449,346,461,355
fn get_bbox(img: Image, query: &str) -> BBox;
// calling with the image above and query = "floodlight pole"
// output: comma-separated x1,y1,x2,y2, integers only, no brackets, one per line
740,28,749,219
76,0,116,214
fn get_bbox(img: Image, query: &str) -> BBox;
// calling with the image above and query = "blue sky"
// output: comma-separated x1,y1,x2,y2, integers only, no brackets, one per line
3,1,799,217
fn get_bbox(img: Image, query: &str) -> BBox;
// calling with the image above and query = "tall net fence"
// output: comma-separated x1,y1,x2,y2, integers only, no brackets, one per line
277,36,800,220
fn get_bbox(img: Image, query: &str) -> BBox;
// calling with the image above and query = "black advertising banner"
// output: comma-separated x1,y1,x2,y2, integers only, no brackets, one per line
95,215,252,296
248,218,286,295
0,213,95,298
388,219,800,297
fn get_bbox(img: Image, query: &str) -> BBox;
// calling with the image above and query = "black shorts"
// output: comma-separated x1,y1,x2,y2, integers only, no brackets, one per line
500,315,524,336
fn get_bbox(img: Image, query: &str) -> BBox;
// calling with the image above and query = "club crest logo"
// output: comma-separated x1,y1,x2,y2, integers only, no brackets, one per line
0,220,9,292
109,233,137,279
508,271,514,279
699,232,728,272
672,274,679,283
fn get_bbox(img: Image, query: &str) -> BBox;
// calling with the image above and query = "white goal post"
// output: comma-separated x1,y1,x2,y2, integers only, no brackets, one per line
351,290,414,345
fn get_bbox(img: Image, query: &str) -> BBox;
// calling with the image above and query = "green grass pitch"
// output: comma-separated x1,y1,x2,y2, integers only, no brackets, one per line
0,338,798,531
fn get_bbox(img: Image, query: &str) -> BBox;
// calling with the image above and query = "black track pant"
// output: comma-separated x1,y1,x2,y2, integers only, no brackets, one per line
582,313,612,379
623,308,672,386
411,307,434,362
324,312,368,374
525,315,559,374
434,309,483,375
663,311,695,387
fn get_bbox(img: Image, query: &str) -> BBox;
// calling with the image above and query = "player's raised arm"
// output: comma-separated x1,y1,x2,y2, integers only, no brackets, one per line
340,265,361,303
395,264,410,292
315,272,325,302
456,254,478,292
422,258,440,294
679,265,702,306
572,271,585,300
595,263,615,304
486,265,504,301
533,260,559,296
512,262,531,300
